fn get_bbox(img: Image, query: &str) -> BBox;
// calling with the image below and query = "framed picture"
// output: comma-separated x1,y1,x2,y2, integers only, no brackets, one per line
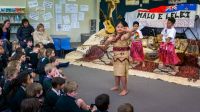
126,0,139,5
169,0,187,4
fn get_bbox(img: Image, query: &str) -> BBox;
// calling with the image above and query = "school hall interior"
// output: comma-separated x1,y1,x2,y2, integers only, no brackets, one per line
0,0,200,112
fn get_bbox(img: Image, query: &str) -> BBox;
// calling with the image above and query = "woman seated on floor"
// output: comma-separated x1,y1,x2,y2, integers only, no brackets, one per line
33,23,54,49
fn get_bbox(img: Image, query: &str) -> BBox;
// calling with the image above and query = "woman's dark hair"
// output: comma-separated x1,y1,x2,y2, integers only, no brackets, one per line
133,21,139,26
168,17,176,24
22,18,30,26
3,19,10,27
20,98,40,112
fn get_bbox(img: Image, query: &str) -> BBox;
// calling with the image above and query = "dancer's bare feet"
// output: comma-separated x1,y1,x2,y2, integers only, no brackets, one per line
119,90,128,96
110,86,119,91
142,62,145,68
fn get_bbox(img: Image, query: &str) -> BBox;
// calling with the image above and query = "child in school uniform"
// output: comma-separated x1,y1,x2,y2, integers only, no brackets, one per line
130,21,145,67
118,103,134,112
42,63,57,93
26,82,43,104
20,98,41,112
11,52,29,71
3,61,20,96
50,56,67,79
43,77,65,112
55,81,95,112
29,44,40,71
0,46,8,79
7,70,33,112
94,94,110,112
24,38,33,56
37,48,55,84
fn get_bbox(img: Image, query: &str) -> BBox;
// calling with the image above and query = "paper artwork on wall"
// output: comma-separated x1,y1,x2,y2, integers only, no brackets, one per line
65,4,78,13
80,5,89,11
43,12,53,21
78,12,85,21
43,0,53,8
28,0,38,8
29,12,39,21
125,0,139,5
63,15,70,24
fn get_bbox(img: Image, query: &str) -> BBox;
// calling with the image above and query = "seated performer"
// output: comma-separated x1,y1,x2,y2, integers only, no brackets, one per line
159,17,180,72
104,20,131,96
130,21,145,67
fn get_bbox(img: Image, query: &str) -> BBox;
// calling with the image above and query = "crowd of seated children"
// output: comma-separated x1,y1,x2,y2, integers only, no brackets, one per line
0,18,134,112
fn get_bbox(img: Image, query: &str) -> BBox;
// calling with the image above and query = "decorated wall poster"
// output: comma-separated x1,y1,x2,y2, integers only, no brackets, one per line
56,14,62,32
169,0,187,4
65,4,78,13
71,22,80,28
78,12,85,21
80,5,89,11
29,12,39,21
43,0,53,8
62,24,71,31
126,0,139,5
28,0,38,8
56,23,62,32
44,22,50,29
63,15,70,24
55,4,62,13
43,12,53,21
143,0,149,4
71,13,78,22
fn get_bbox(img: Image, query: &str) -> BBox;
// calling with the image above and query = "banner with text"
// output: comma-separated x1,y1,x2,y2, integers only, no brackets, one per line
132,4,197,28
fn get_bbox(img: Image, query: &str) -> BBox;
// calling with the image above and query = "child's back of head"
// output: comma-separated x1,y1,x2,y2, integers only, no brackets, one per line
26,82,43,98
95,94,109,111
52,77,65,89
118,103,134,112
20,98,40,112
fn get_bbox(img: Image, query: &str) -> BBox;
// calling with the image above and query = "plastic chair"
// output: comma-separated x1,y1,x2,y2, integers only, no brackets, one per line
59,37,75,56
52,38,61,51
60,37,71,50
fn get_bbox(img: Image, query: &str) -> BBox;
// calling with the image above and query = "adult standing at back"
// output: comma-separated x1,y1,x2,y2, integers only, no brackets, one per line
0,20,11,55
33,23,54,49
17,18,34,48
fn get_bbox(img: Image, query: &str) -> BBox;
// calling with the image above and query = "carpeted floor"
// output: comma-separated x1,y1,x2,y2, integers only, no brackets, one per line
63,65,200,112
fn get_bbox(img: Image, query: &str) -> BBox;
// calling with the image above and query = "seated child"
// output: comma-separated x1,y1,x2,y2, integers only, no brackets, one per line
118,103,134,112
55,81,95,112
94,94,110,112
43,77,65,112
26,82,43,104
24,38,33,56
20,98,41,112
29,44,40,71
42,63,57,92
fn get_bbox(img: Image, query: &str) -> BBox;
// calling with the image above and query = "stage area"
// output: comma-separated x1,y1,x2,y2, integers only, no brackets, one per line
63,65,200,112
